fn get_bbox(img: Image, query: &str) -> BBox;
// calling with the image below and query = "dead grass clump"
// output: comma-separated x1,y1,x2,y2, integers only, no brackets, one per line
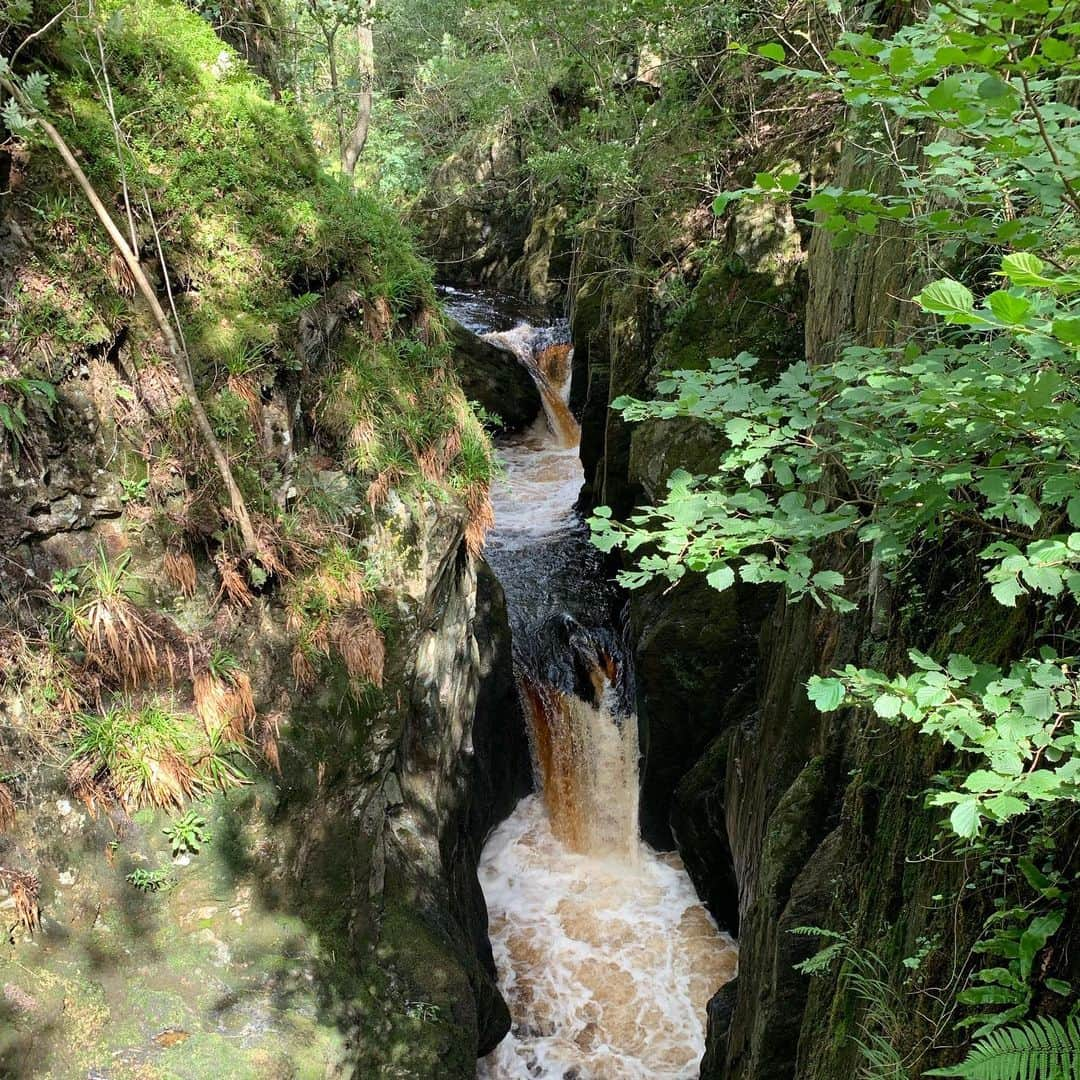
0,629,82,734
226,372,261,427
0,868,41,936
193,666,255,744
106,248,136,297
214,552,254,608
330,607,385,688
0,783,15,831
290,644,316,690
257,711,282,774
464,487,494,557
66,757,114,817
71,551,159,686
164,550,197,597
366,468,396,509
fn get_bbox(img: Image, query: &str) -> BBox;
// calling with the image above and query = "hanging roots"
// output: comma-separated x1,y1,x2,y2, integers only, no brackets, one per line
0,783,15,831
163,550,197,597
193,669,256,744
67,757,114,818
330,607,385,689
214,552,254,609
464,486,494,557
1,868,41,935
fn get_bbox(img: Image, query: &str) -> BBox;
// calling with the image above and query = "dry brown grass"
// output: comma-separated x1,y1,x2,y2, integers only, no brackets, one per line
0,629,82,734
66,757,114,818
290,645,316,690
330,607,385,688
417,427,462,485
366,468,396,509
193,669,256,744
0,868,41,936
257,711,282,774
227,372,261,427
74,595,160,687
464,486,494,556
214,552,254,608
163,550,197,597
0,783,15,831
106,248,136,297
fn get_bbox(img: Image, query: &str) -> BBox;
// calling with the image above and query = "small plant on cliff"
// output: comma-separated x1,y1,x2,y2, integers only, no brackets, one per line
0,373,56,466
126,866,172,893
164,811,210,857
926,1016,1080,1080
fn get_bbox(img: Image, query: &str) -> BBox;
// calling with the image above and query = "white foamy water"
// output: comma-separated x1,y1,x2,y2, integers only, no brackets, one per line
478,797,738,1080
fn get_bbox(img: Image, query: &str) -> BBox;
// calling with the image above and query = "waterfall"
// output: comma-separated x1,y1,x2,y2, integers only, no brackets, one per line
484,326,581,448
440,289,737,1080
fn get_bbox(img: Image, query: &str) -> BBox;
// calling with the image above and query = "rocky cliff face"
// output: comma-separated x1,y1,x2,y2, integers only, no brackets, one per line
0,399,530,1078
0,6,532,1067
565,147,1080,1078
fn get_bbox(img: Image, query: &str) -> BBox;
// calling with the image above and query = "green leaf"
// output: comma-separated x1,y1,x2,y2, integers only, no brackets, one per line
1000,253,1053,288
950,798,982,838
915,279,975,318
947,654,978,679
807,676,847,712
1020,687,1055,721
1052,316,1080,346
985,291,1031,325
757,43,786,63
873,693,903,719
706,564,735,591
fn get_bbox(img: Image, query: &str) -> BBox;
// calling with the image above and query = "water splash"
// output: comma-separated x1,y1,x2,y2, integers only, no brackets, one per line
477,797,738,1080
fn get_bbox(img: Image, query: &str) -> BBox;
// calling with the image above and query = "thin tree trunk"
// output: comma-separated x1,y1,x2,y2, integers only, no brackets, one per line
341,18,373,178
2,76,260,555
323,25,344,151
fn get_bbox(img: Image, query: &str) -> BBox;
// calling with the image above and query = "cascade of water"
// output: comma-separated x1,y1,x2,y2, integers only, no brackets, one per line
441,289,738,1080
484,325,581,448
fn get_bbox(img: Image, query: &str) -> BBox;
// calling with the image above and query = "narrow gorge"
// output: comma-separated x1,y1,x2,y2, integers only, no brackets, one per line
2,0,1079,1078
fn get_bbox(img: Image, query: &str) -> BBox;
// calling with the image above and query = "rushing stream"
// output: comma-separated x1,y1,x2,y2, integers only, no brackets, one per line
440,287,738,1079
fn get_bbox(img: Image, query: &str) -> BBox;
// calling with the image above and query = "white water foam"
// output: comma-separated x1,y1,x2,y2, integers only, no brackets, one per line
478,796,738,1080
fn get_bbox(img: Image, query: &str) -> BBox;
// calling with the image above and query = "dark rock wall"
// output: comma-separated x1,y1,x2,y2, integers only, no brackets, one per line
567,147,1080,1079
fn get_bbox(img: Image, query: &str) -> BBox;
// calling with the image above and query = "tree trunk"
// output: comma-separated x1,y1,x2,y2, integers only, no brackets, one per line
2,76,261,556
341,18,373,179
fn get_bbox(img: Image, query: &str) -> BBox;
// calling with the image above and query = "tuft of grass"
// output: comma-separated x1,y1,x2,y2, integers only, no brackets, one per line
72,700,199,810
63,548,159,687
71,698,247,812
193,650,256,744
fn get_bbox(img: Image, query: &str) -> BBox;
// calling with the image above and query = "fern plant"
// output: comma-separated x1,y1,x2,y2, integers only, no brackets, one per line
926,1016,1080,1080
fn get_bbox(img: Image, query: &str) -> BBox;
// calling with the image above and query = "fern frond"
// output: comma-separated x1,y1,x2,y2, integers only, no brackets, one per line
926,1015,1080,1080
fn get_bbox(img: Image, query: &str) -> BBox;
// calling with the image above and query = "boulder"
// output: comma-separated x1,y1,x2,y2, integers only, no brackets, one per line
448,318,542,434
